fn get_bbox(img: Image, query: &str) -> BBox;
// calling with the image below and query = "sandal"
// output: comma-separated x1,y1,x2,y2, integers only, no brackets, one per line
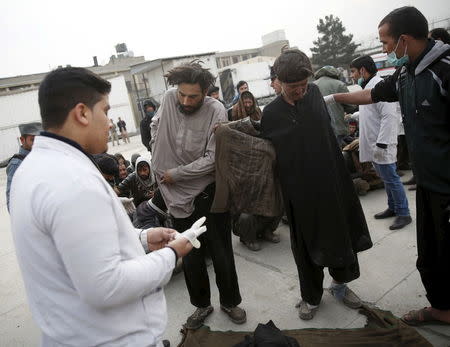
401,307,450,326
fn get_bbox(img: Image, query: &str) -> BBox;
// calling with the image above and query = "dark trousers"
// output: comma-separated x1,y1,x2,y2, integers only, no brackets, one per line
416,186,450,310
397,135,410,170
173,184,242,308
288,202,360,306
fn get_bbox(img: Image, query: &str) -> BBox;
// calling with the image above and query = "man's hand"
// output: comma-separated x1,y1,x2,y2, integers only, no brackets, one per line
160,171,175,184
167,237,194,258
146,227,177,251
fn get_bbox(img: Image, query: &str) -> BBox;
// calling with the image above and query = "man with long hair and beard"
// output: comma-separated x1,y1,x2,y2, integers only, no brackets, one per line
150,61,246,329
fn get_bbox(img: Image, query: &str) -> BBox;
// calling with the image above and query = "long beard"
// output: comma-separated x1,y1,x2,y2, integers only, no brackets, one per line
178,99,204,115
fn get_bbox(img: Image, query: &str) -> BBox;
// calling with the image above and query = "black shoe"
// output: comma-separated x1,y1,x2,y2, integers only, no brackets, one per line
389,216,412,230
185,306,214,329
403,177,416,185
374,209,396,219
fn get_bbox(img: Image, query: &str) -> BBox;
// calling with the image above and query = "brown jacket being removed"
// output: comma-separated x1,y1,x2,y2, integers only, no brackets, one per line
211,118,283,217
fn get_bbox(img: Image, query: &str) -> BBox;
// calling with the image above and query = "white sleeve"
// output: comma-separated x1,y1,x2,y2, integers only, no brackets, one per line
375,101,399,145
48,184,175,310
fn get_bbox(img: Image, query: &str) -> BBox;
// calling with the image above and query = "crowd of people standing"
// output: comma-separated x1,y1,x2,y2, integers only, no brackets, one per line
5,5,449,347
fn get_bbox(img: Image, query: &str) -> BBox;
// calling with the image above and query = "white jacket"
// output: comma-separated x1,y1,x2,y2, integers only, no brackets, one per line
10,135,175,347
359,75,400,164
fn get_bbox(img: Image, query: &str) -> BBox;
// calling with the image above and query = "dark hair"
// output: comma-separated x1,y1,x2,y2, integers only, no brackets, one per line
38,67,111,130
378,6,428,40
240,90,255,101
165,60,215,93
274,49,313,83
350,55,378,75
94,153,119,176
207,85,220,96
236,80,247,92
429,28,450,44
143,100,156,110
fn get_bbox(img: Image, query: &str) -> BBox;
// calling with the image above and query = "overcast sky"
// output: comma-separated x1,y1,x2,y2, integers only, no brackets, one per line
1,0,449,78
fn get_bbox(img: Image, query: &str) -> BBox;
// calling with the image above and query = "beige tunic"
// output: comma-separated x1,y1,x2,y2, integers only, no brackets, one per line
151,88,227,218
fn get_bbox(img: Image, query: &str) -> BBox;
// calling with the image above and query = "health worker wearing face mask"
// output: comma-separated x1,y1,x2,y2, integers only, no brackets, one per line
326,6,450,326
350,55,411,230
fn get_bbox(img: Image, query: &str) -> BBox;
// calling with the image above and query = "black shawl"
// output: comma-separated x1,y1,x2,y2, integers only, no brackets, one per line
261,84,372,268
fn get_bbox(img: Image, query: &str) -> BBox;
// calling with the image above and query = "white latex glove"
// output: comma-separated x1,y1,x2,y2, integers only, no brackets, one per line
324,95,336,105
175,217,207,248
119,197,136,214
373,146,387,163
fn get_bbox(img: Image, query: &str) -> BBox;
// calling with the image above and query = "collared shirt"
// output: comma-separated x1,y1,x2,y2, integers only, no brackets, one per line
9,135,176,346
6,146,30,211
150,88,227,218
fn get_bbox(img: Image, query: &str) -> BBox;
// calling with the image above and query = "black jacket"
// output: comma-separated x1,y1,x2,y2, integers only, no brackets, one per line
117,172,155,206
140,115,152,151
261,84,372,268
372,40,450,194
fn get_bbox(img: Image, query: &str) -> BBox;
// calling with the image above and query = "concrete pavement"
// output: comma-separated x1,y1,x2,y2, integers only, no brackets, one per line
1,135,449,346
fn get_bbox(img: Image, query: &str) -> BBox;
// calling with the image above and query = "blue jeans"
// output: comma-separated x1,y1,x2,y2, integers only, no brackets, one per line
373,163,410,216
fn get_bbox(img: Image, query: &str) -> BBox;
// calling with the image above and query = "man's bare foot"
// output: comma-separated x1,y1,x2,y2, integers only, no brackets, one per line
402,307,450,326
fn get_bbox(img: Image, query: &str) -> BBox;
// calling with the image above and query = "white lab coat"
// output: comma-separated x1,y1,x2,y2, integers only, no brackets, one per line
10,135,175,347
359,75,400,164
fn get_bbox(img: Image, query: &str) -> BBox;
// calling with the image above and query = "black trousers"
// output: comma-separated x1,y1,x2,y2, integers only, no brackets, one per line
288,202,360,306
397,135,410,170
416,186,450,310
173,183,242,308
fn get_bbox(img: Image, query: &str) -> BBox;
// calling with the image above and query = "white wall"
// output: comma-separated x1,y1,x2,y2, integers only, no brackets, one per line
107,75,137,133
230,61,274,99
0,74,136,161
0,126,22,161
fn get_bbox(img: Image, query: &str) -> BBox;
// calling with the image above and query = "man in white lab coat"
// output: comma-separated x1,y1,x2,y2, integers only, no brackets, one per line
9,67,193,347
349,56,412,230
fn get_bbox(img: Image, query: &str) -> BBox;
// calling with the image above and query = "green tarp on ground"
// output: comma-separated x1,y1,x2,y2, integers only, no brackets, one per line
178,305,431,347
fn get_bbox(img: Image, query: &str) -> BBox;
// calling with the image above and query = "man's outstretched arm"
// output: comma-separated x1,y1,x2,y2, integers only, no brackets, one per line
325,89,373,106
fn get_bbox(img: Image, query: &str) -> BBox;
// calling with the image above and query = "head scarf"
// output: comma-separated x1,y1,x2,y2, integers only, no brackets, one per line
135,157,155,189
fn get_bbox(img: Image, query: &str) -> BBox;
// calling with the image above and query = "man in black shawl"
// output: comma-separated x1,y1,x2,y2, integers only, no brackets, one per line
261,49,373,320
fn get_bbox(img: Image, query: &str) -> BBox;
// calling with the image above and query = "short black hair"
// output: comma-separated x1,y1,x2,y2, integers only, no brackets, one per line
38,67,111,130
429,28,450,44
236,81,247,92
165,60,215,93
273,49,313,83
350,55,378,75
379,6,428,40
207,85,220,96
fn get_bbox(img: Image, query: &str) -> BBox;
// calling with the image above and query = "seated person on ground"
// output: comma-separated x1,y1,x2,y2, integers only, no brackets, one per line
115,157,156,207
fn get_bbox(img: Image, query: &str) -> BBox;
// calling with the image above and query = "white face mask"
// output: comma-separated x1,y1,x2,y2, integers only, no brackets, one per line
387,38,409,66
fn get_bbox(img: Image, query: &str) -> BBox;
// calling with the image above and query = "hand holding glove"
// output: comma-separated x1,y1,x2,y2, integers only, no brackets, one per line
175,217,207,248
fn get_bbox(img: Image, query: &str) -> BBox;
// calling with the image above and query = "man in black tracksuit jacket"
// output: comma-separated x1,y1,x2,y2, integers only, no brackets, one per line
328,6,450,326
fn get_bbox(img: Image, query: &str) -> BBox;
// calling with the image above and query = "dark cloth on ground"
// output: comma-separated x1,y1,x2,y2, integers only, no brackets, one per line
178,305,432,347
232,214,281,242
233,320,300,347
261,86,372,269
173,183,241,308
211,118,283,217
416,186,450,310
